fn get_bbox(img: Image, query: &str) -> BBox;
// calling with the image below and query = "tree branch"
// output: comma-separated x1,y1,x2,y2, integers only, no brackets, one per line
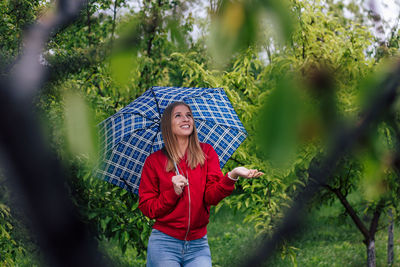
146,2,161,57
332,187,370,241
343,164,353,197
86,0,92,46
369,199,385,238
241,59,400,266
110,0,119,51
0,0,111,266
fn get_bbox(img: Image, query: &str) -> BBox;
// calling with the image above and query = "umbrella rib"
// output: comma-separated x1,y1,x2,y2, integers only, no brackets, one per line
194,118,247,135
150,87,163,120
154,86,223,100
123,112,159,122
103,123,160,154
178,87,247,134
96,168,136,193
119,176,135,193
146,87,163,151
149,87,245,133
100,112,160,126
180,87,222,103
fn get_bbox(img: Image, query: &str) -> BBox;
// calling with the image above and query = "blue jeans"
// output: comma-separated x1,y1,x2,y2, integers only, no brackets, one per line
146,229,212,267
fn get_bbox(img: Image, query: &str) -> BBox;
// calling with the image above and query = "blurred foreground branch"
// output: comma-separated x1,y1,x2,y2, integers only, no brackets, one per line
0,1,110,266
241,59,400,266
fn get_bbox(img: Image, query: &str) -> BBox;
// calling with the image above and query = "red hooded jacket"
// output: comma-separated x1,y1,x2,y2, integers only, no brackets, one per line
138,142,236,241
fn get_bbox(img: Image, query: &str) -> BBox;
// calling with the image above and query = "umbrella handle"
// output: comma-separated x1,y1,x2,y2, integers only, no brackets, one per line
174,162,180,175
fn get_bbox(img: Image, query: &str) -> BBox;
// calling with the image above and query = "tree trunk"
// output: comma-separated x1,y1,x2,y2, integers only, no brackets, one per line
87,0,92,46
367,239,376,267
328,186,384,267
111,0,118,45
388,208,394,265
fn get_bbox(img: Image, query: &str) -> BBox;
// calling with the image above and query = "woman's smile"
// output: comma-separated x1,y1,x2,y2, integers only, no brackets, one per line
172,105,194,137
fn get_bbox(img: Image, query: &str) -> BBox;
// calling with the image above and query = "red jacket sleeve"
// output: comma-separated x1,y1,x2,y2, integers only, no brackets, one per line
138,156,180,219
204,145,236,206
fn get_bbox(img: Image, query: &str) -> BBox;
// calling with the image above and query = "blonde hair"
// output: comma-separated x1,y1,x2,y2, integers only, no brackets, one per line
161,102,205,172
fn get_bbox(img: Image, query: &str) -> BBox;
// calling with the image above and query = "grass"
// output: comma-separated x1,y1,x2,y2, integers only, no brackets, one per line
96,204,261,267
207,200,400,267
13,199,399,266
207,205,263,267
288,202,400,267
99,238,146,267
98,204,260,267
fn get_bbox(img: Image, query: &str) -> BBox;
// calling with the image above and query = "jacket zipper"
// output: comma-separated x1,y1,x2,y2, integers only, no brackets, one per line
174,162,191,241
184,170,191,241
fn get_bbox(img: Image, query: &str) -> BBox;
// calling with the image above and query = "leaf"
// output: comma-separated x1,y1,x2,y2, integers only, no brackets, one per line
131,202,139,211
88,212,98,220
64,92,99,166
256,76,303,167
215,203,223,213
110,48,138,86
100,219,107,232
111,225,120,232
141,229,148,243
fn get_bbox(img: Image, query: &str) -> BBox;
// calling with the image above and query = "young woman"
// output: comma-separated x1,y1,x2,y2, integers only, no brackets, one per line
139,101,263,267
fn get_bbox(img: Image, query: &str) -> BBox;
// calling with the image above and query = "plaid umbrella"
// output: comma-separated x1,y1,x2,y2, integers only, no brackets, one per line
94,86,247,194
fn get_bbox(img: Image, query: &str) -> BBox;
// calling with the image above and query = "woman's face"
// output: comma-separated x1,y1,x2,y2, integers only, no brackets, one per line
171,105,194,139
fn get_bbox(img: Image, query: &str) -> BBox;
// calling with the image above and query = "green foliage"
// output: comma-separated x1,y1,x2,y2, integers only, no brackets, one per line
208,0,294,67
68,159,152,258
0,177,28,266
167,47,306,245
0,0,41,68
0,203,22,266
1,0,400,265
257,76,306,167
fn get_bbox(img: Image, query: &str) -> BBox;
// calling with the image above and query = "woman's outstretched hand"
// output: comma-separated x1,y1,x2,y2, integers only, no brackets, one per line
228,167,264,180
172,175,188,195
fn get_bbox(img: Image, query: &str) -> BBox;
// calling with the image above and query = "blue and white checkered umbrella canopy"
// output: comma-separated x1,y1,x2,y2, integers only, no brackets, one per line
95,86,247,194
